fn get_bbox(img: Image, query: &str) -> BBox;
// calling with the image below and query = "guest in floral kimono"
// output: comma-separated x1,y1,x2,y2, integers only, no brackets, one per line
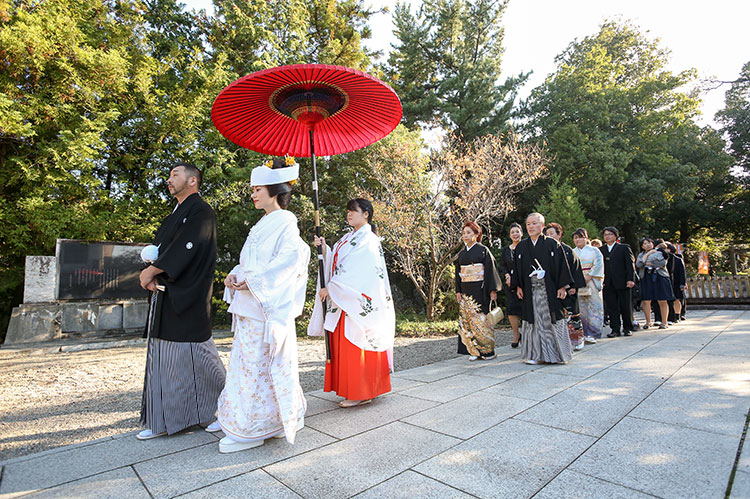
572,228,605,343
309,198,395,408
455,220,502,360
216,157,310,453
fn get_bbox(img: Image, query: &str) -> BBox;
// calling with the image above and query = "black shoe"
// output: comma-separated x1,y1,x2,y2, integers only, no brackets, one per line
511,342,519,348
607,331,621,338
623,330,633,336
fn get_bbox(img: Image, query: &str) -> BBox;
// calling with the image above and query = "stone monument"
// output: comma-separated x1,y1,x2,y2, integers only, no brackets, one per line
4,239,150,345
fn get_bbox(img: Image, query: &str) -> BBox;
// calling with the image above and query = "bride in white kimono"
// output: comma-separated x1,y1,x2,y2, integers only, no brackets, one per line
213,157,310,454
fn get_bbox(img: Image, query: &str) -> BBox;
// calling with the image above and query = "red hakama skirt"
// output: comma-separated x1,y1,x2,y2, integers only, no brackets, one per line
324,313,391,400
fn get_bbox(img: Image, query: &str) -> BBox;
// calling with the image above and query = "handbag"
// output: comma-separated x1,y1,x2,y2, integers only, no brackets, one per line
486,300,504,327
577,283,591,297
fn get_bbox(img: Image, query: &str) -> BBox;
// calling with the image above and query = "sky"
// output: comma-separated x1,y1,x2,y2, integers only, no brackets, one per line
184,0,750,128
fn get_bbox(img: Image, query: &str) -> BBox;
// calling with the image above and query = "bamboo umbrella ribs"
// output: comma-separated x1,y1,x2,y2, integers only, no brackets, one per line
212,64,403,361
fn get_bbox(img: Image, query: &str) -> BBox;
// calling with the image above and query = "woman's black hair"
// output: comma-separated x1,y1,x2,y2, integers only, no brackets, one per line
265,157,293,209
509,222,522,232
346,198,376,233
640,237,655,250
572,228,588,239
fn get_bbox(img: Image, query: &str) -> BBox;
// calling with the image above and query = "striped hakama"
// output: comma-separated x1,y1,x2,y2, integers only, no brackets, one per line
140,337,226,435
521,277,573,364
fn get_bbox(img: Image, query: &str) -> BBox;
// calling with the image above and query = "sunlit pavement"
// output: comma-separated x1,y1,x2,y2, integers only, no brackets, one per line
1,309,748,498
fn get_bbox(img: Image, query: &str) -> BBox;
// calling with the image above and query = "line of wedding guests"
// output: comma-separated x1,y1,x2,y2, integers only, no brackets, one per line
137,158,689,455
454,213,688,367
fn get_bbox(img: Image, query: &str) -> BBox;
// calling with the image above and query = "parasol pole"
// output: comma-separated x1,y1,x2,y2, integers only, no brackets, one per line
309,126,331,363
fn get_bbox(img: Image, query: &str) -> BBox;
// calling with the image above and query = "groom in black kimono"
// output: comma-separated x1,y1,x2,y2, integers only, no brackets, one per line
511,213,574,364
137,162,226,440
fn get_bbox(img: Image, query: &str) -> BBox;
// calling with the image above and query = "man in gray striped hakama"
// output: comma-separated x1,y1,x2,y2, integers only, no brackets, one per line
137,163,226,440
511,213,574,365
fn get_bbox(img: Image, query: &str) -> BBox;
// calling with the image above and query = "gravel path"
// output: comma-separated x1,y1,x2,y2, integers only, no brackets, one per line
0,329,513,461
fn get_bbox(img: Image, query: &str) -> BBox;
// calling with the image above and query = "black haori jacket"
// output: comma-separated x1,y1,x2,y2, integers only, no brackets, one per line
511,235,573,324
144,193,217,343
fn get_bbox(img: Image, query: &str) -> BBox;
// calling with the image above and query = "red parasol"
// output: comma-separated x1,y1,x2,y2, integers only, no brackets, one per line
212,64,402,362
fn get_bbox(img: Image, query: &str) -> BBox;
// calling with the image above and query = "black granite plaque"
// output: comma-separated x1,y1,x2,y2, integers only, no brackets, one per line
55,239,149,300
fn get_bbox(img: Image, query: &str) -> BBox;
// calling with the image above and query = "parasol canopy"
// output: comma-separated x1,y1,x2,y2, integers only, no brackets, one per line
211,64,402,157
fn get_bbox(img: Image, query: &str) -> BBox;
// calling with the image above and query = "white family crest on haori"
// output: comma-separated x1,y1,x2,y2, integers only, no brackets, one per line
308,224,395,364
221,209,310,444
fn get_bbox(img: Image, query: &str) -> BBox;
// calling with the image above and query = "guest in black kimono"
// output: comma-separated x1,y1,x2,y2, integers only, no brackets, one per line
545,222,587,351
500,223,524,348
511,213,574,365
137,163,226,440
455,221,502,361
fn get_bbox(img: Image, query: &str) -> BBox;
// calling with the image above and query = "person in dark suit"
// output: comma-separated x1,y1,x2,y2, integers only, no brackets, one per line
665,242,687,323
601,226,636,338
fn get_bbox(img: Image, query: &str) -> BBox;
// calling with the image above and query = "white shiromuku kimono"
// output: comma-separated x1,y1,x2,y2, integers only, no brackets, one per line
218,209,310,444
308,224,395,367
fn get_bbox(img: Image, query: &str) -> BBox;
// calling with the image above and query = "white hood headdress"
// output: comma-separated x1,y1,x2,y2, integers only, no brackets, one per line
251,157,299,186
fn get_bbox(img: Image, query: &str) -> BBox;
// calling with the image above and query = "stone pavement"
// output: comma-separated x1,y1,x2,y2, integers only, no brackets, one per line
1,309,749,498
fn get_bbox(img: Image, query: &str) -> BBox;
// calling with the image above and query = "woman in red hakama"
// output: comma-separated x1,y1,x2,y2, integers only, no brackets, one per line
310,199,396,407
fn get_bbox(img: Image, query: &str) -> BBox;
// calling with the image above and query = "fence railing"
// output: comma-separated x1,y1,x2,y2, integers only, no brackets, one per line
685,276,750,304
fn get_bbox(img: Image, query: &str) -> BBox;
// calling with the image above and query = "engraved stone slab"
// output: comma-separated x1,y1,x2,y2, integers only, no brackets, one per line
55,239,148,301
23,256,57,303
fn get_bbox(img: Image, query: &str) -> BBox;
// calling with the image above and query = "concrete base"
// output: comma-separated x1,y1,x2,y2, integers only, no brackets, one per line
4,304,62,344
3,299,148,345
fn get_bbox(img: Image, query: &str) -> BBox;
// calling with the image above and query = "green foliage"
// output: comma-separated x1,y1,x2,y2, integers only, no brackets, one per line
715,61,750,241
534,175,599,246
387,0,527,141
716,61,750,175
0,0,377,336
520,20,705,246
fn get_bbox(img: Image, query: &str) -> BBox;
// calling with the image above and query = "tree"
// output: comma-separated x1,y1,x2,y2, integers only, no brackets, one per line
715,61,750,241
0,0,159,334
534,175,599,246
362,129,549,319
520,20,702,247
716,61,750,174
0,0,380,336
650,124,736,242
207,0,378,75
386,0,526,142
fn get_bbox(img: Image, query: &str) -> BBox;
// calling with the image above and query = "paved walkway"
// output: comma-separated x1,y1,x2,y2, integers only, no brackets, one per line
1,309,749,498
